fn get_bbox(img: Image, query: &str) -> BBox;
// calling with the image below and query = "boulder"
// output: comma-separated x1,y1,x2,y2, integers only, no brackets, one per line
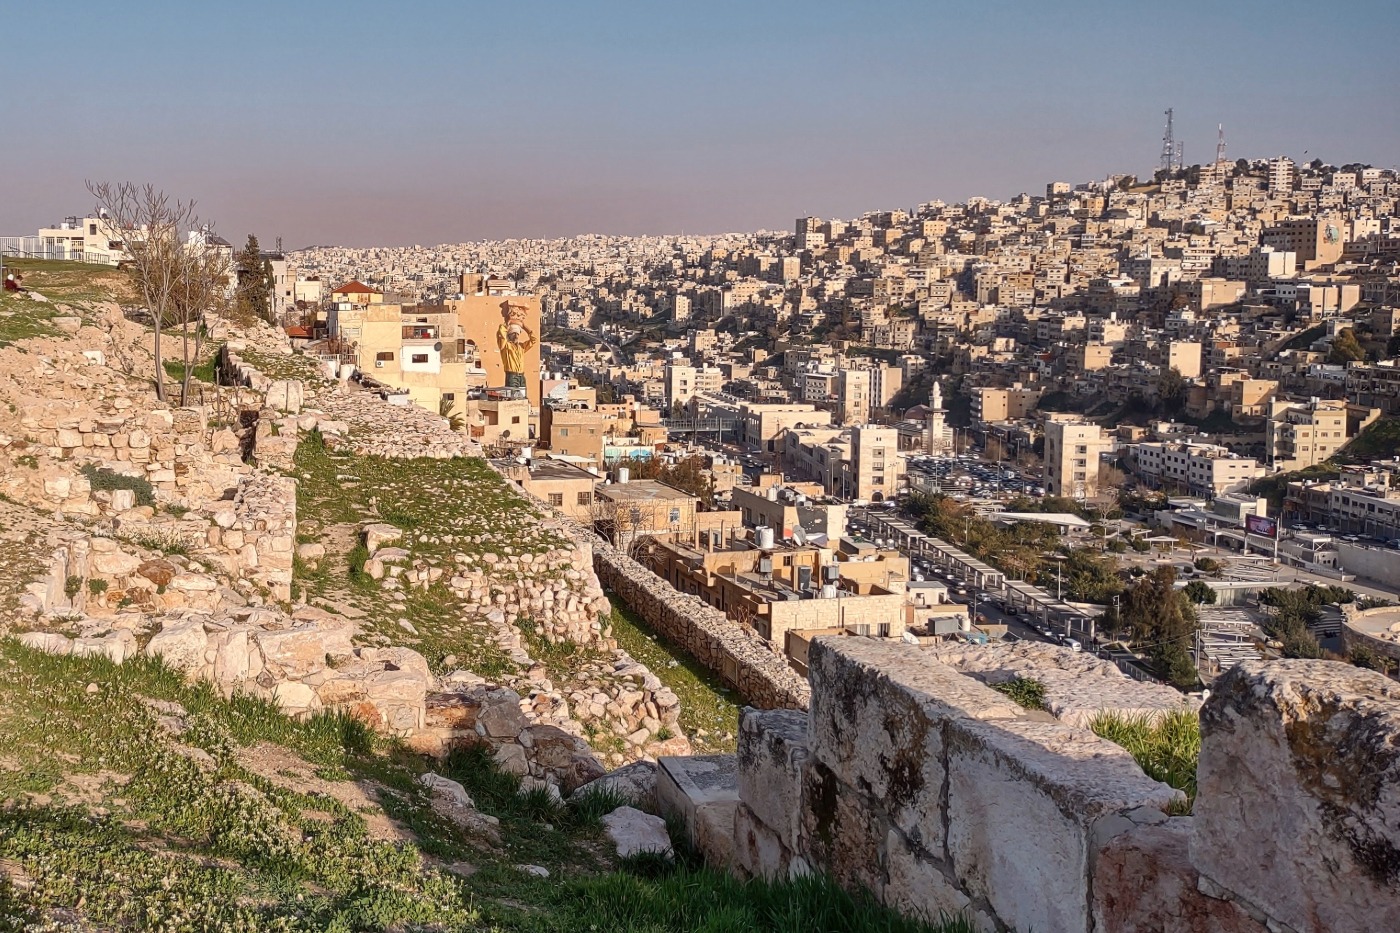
1191,660,1400,933
572,760,658,810
600,806,672,859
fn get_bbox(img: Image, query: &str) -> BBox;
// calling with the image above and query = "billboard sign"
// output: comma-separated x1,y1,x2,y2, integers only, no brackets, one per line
1245,514,1278,538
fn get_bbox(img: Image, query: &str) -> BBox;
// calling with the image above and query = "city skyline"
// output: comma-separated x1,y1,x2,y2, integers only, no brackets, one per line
4,0,1398,248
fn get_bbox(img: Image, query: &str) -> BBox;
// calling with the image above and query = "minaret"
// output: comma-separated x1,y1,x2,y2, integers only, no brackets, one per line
926,380,950,455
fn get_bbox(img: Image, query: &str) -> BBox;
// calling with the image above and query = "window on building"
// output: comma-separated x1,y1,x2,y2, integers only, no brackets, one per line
375,351,394,362
548,493,564,507
560,428,570,437
669,507,680,523
441,392,455,402
411,353,429,364
577,491,592,506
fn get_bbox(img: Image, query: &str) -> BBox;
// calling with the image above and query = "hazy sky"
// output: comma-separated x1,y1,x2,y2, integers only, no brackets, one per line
4,0,1397,248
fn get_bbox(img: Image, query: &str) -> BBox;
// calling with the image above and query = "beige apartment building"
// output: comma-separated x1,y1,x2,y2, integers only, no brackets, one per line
1043,419,1114,499
1262,217,1346,269
731,484,847,542
1266,397,1371,471
36,214,133,263
664,364,723,409
851,425,903,503
741,403,832,455
1127,441,1263,496
1166,341,1203,379
973,384,1041,423
837,370,871,425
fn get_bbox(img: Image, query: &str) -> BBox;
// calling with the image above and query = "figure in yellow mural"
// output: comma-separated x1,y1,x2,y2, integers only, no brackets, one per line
495,302,536,389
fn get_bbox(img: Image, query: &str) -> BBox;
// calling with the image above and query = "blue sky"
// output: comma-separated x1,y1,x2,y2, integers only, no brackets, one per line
3,0,1397,247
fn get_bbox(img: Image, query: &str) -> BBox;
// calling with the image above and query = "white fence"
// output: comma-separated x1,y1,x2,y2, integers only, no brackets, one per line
0,237,120,265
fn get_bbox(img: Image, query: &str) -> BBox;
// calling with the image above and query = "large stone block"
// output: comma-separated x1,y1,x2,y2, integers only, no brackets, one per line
1094,818,1265,933
657,755,739,867
945,717,1181,933
884,829,993,932
800,757,889,897
1191,660,1400,933
733,802,793,881
737,707,809,849
808,636,1022,852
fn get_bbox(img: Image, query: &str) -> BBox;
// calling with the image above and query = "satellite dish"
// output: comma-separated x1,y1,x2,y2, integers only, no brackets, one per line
792,525,808,546
434,341,443,352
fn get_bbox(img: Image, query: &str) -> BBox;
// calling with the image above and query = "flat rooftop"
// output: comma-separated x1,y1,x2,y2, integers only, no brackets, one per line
596,479,693,502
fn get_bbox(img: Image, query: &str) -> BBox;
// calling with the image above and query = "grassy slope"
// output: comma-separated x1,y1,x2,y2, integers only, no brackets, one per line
0,640,972,933
0,257,132,346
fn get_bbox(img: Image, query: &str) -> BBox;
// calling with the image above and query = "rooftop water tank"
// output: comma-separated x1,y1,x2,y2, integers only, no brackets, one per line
756,526,776,549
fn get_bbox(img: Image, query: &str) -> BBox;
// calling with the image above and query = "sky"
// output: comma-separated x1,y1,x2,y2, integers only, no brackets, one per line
3,0,1398,248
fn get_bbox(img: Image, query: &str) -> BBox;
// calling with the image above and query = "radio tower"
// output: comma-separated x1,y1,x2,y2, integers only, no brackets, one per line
1215,124,1227,163
1159,108,1175,174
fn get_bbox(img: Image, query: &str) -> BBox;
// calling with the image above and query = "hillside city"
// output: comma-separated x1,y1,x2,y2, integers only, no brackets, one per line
1,148,1398,933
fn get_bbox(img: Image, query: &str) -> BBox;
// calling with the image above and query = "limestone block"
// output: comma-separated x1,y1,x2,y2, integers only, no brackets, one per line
800,757,888,898
807,636,1021,851
91,551,142,576
363,669,428,732
737,707,809,850
146,618,209,676
493,743,529,776
273,681,321,717
601,806,673,858
17,631,74,656
476,691,527,738
734,802,794,880
210,627,262,685
109,489,136,512
1094,818,1265,933
128,429,150,449
56,429,83,449
72,630,137,665
885,829,992,932
254,623,352,679
945,717,1182,933
363,523,404,554
1191,660,1400,933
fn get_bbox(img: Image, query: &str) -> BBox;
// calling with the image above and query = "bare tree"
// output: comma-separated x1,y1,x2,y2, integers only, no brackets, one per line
87,182,202,403
173,231,231,405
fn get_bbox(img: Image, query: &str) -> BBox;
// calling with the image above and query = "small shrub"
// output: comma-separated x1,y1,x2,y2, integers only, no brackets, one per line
347,543,370,581
80,464,155,507
87,578,109,596
655,725,674,741
1090,709,1200,811
164,503,190,518
15,454,38,469
130,529,194,557
991,676,1047,710
64,575,83,599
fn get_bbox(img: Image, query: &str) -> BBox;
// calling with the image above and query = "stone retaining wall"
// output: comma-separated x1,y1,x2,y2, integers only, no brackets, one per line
591,539,810,711
724,637,1400,933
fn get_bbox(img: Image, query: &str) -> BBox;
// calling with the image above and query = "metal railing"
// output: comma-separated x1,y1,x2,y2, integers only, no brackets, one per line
0,238,121,265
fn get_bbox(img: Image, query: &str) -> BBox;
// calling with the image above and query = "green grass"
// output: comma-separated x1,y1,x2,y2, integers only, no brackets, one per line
0,257,133,347
0,637,974,933
162,351,218,386
607,600,742,753
1089,709,1200,814
1337,416,1400,464
991,676,1047,711
80,463,156,507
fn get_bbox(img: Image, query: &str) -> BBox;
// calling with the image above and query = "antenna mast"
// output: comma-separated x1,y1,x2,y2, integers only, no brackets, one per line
1215,124,1227,163
1159,108,1175,174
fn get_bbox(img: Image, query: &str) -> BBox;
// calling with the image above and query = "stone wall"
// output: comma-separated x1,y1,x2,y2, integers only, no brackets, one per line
591,539,811,711
720,637,1400,933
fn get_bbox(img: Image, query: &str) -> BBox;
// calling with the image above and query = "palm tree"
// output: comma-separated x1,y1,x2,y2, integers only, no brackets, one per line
439,396,465,431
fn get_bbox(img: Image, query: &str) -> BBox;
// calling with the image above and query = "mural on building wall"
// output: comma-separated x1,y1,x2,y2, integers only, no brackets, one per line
495,301,537,390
